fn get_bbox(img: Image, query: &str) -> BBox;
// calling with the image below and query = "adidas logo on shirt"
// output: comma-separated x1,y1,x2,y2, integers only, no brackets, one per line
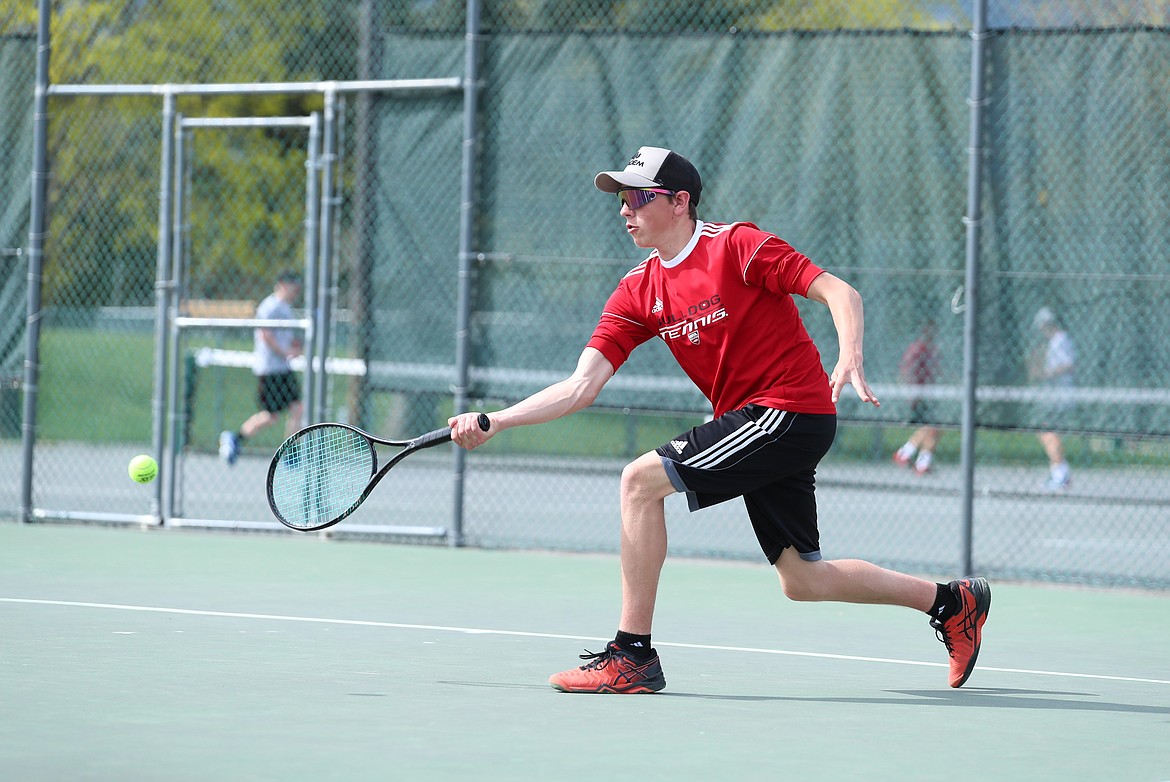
652,297,663,314
670,439,687,454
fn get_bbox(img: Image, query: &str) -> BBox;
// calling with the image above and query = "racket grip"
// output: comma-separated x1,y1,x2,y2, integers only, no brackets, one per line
415,414,491,450
414,426,455,449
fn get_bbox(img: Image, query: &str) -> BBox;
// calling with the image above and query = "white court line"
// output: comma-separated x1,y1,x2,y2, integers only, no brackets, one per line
3,597,1168,686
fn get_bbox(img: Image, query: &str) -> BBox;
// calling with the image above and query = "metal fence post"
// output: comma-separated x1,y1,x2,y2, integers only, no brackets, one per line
162,115,187,522
450,0,484,548
19,0,52,525
959,0,989,576
302,112,322,426
313,90,337,424
149,90,177,525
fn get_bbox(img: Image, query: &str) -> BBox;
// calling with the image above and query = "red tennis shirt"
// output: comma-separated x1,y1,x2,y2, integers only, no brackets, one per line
587,221,835,418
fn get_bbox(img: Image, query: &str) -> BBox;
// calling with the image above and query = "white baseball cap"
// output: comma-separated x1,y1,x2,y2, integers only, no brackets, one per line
1033,306,1056,329
594,146,703,205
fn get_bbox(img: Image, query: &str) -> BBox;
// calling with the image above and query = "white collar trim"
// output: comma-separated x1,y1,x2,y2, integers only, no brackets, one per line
658,221,704,268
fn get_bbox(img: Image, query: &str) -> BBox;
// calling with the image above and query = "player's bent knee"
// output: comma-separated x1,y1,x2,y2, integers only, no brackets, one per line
619,459,652,497
775,558,827,602
778,576,821,602
620,453,674,502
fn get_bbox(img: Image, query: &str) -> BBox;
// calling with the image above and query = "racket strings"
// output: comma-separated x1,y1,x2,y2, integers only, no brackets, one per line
269,426,375,529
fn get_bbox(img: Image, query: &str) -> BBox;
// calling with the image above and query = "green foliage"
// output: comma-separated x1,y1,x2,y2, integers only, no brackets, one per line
755,0,959,29
39,1,353,308
0,5,36,35
475,0,965,32
30,0,963,310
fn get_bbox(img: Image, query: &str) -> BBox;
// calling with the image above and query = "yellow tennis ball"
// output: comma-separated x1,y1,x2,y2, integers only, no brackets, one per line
128,454,158,484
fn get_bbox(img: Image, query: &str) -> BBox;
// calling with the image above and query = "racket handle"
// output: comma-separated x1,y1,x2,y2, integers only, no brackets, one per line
414,413,491,450
414,426,455,449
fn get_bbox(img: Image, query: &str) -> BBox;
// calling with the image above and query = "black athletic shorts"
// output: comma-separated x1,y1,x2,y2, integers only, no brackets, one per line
656,405,836,565
257,371,301,414
908,398,931,425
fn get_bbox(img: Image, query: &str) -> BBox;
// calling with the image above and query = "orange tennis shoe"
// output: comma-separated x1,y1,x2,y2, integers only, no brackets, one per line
931,577,991,688
548,642,666,694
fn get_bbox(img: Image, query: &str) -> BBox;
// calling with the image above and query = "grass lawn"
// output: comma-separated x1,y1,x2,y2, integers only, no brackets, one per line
36,327,157,443
21,326,1166,468
33,327,285,451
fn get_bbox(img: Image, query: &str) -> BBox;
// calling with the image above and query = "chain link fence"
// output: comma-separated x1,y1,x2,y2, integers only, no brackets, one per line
3,1,1168,586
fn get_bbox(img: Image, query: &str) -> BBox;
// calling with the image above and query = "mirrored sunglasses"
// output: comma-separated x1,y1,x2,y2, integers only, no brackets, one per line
617,188,675,210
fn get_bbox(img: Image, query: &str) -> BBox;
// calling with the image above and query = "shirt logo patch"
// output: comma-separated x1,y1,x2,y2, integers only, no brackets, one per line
657,303,728,345
651,297,663,314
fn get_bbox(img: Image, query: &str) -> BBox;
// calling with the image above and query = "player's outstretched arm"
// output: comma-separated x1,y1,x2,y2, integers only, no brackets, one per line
449,347,615,450
805,272,880,408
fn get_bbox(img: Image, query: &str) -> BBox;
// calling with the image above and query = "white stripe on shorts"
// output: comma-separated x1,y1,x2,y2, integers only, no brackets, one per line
683,408,788,470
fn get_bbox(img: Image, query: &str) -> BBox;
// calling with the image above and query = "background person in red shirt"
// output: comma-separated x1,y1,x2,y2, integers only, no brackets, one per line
449,147,989,694
893,318,942,475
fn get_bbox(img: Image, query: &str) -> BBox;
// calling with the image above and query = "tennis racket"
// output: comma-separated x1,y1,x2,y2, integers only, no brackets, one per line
266,413,490,531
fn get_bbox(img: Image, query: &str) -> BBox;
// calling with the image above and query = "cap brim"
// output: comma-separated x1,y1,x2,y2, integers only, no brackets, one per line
594,170,661,193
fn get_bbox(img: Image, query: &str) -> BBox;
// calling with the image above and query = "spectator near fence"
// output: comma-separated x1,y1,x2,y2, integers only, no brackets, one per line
219,271,304,465
892,318,942,475
1029,306,1075,491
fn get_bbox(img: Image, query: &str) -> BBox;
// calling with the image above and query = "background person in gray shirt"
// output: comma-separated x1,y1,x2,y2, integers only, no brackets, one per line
219,271,304,465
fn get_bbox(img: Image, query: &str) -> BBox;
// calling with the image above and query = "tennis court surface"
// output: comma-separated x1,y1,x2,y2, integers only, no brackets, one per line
2,522,1167,782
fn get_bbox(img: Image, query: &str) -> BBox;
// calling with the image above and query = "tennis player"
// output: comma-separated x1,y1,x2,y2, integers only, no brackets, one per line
449,146,990,693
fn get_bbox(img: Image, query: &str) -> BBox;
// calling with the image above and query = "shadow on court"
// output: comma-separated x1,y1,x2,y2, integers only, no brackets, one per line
437,680,1169,716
